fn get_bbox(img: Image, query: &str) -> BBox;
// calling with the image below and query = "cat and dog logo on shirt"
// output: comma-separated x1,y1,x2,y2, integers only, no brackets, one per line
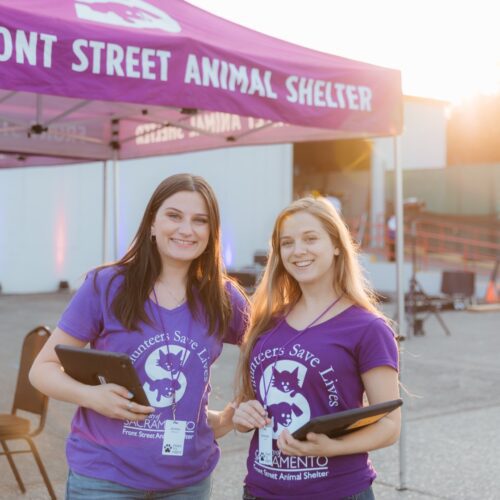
259,360,311,438
121,340,210,456
254,357,331,481
143,346,188,407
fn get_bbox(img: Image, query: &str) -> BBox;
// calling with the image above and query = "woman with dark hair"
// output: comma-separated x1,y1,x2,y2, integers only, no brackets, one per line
30,173,248,499
233,197,400,500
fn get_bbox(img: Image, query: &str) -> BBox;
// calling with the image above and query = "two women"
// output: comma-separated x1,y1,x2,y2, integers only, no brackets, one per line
31,178,400,499
30,174,248,498
233,197,400,500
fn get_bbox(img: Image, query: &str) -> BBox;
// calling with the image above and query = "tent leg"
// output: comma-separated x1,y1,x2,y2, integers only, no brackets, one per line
102,161,108,263
394,136,407,491
112,150,119,261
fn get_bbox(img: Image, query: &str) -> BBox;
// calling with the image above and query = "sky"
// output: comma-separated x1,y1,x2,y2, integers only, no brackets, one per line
187,0,500,104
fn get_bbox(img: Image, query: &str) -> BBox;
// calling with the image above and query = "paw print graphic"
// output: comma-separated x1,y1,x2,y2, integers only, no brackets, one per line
164,443,172,453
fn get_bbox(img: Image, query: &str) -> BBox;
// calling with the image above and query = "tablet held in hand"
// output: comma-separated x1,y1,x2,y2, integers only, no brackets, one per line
292,399,403,441
55,344,150,406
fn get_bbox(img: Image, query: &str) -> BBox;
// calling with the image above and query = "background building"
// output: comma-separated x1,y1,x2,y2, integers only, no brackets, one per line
2,96,498,293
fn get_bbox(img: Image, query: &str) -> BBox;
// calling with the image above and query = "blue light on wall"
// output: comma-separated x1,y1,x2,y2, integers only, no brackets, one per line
224,244,233,268
222,226,234,268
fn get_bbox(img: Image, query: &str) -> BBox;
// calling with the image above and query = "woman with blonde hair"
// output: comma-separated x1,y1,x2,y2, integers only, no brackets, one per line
233,197,400,500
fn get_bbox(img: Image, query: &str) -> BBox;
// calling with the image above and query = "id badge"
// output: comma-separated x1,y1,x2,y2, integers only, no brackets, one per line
258,418,273,465
162,420,186,456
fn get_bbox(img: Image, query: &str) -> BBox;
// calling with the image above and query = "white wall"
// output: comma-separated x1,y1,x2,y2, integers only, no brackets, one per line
0,163,103,293
0,144,292,293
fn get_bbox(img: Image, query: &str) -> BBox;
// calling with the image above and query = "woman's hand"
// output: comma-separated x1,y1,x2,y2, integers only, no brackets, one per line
208,402,237,439
277,429,336,457
233,400,271,433
82,383,155,421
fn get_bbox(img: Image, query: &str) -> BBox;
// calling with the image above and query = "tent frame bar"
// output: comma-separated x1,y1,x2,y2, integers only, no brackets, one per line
393,135,407,491
45,100,92,126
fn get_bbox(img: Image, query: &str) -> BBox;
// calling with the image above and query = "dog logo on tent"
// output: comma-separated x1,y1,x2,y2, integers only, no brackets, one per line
75,0,181,33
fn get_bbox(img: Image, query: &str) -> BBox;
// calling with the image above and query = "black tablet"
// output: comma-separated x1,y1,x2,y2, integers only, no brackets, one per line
55,344,150,406
292,399,402,441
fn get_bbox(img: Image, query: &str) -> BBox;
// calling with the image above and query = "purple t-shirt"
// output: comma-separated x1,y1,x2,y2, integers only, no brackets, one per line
245,305,399,500
58,266,247,491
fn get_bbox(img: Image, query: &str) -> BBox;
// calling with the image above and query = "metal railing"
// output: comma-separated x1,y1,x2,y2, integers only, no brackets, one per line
346,215,500,275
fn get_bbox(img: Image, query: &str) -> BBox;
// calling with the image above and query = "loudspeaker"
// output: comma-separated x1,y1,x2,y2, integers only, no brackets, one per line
441,271,475,298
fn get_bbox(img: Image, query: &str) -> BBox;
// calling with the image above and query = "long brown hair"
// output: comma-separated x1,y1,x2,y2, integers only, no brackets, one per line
98,173,235,338
237,196,387,401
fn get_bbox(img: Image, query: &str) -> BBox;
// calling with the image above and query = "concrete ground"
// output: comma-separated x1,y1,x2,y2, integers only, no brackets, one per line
1,291,499,499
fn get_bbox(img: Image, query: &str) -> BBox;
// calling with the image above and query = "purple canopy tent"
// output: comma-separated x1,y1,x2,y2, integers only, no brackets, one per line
0,1,407,487
0,0,402,166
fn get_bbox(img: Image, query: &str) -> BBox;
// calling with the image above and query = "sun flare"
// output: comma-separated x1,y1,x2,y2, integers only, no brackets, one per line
188,0,500,103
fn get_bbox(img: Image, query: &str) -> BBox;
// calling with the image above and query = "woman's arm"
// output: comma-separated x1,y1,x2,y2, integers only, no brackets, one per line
207,402,239,439
277,366,401,457
29,327,154,421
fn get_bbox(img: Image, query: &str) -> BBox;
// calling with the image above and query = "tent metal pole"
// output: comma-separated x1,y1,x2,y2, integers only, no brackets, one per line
102,161,108,263
394,136,407,491
110,118,120,262
36,95,42,124
112,149,119,261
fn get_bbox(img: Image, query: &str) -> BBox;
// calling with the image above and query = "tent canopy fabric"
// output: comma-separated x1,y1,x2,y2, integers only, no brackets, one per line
0,0,402,168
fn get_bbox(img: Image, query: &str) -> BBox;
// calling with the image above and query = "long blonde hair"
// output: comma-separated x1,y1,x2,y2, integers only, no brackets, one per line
237,197,386,401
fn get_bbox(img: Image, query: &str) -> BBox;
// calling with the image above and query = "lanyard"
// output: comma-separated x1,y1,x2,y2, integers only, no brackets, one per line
151,287,189,421
259,294,344,410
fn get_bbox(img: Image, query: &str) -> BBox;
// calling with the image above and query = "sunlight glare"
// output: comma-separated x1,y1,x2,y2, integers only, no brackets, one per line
188,0,500,102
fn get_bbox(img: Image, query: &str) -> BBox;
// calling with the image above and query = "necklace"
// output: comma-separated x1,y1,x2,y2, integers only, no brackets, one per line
259,294,344,409
150,288,191,421
155,281,186,308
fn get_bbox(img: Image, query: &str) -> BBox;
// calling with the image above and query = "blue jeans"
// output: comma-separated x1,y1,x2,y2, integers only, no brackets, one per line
243,485,375,499
345,485,375,500
67,470,212,500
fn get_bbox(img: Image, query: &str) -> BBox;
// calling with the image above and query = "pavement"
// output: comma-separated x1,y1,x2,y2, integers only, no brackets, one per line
1,291,499,500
